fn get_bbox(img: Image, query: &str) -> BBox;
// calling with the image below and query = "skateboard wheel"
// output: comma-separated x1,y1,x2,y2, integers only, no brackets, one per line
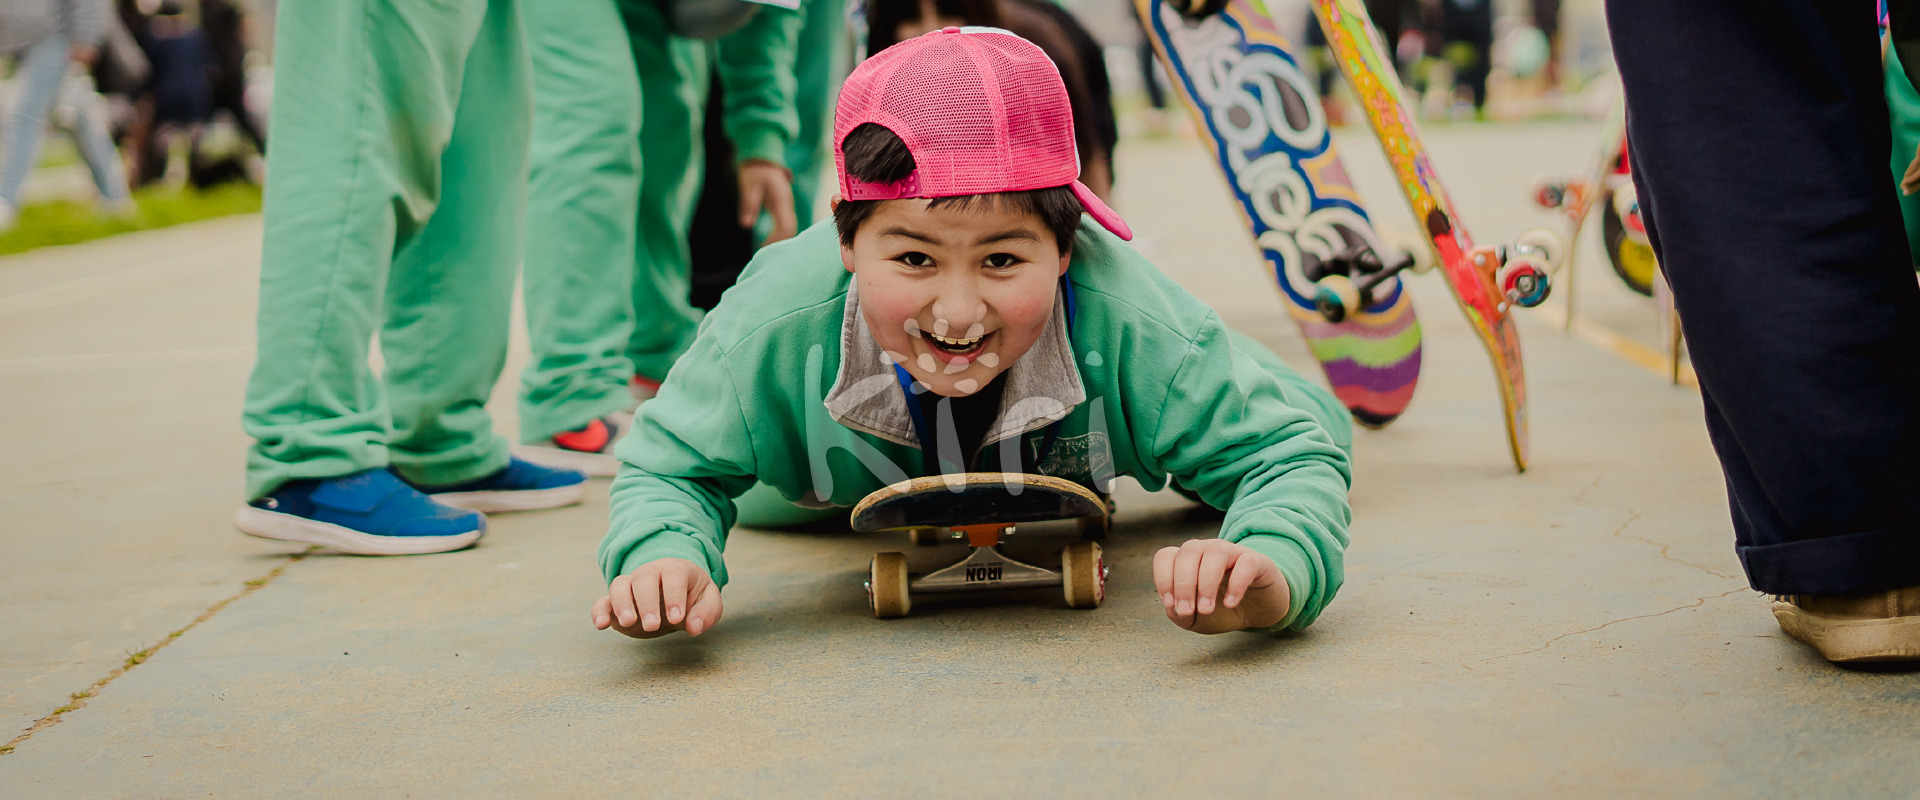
1514,228,1563,269
869,552,911,619
1534,181,1567,209
908,527,944,547
1501,258,1551,307
1061,541,1105,609
1313,274,1363,323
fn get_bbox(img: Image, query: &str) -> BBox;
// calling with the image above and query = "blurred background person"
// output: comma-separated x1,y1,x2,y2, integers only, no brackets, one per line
0,0,135,232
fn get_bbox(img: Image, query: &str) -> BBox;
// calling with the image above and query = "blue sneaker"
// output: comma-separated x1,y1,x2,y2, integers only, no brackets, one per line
410,457,587,513
233,468,485,556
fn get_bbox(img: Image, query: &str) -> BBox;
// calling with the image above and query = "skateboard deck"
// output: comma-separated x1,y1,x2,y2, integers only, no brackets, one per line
1311,0,1550,472
851,473,1108,534
853,473,1109,618
1137,0,1423,429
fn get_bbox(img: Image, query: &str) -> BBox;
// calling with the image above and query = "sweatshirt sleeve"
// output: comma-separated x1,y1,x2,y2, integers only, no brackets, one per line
712,3,803,167
1144,314,1353,631
60,0,110,48
600,335,761,586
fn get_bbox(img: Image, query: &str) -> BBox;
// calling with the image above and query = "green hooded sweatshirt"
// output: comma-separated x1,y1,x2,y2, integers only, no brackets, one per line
602,218,1354,631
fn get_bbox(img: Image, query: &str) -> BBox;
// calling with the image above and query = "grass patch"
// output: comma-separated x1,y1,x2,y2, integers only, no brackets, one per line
0,182,262,257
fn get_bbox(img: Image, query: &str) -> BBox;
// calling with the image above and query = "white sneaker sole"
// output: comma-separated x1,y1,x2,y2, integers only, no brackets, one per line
511,443,619,477
430,481,587,513
1773,601,1920,663
233,507,484,556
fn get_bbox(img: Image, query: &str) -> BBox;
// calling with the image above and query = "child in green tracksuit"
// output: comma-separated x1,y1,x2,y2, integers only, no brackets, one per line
589,28,1353,638
514,0,806,474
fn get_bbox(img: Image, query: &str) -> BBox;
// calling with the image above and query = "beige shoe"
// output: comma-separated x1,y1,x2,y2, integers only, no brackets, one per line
1772,585,1920,663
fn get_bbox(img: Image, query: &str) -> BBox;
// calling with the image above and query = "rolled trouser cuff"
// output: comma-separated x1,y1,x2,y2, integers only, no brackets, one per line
1740,525,1920,595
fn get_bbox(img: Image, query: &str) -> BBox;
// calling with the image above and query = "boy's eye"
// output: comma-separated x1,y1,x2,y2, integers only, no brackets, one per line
984,253,1025,269
895,251,934,268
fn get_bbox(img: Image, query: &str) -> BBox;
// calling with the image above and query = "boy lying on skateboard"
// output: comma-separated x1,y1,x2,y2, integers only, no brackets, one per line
590,27,1354,638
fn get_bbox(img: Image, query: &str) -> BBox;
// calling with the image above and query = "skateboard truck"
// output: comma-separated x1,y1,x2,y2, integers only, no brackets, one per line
1167,0,1231,19
853,473,1111,619
1306,244,1418,323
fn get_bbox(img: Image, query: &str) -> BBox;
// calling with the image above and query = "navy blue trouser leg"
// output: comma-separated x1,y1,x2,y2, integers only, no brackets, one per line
1607,0,1920,594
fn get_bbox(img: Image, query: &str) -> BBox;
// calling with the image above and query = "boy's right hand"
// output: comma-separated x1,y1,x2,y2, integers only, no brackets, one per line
590,558,723,639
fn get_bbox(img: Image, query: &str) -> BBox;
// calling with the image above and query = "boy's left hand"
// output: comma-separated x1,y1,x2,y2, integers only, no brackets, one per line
1153,539,1291,634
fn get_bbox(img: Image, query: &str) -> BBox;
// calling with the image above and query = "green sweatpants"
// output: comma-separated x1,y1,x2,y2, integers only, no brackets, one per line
241,0,531,499
518,0,645,442
617,0,708,383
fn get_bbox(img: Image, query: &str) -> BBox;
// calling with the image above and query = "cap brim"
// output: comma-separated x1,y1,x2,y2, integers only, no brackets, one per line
1071,181,1132,241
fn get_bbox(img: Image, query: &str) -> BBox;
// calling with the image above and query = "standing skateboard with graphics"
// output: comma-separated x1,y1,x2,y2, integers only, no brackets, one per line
852,473,1109,619
1532,103,1659,301
1308,0,1560,472
1137,0,1423,429
1532,101,1686,382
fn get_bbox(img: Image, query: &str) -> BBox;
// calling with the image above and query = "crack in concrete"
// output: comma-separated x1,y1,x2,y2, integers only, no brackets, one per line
1607,509,1740,581
1576,474,1739,581
1463,587,1750,671
0,548,313,756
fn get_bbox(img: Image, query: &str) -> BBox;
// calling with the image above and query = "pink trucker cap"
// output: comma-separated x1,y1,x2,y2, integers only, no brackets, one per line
833,26,1132,241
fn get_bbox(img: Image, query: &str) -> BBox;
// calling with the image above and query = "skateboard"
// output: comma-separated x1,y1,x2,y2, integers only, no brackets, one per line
1137,0,1424,429
1308,0,1560,472
1532,103,1659,301
851,473,1110,619
1532,102,1687,382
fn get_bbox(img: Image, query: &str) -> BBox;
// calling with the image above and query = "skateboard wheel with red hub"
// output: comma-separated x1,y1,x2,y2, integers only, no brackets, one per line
1533,181,1568,209
1312,274,1363,323
1500,258,1551,307
868,552,911,618
1061,541,1105,609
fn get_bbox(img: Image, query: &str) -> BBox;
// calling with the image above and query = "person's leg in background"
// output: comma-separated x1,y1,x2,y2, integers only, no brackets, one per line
1609,0,1920,662
786,0,844,225
515,0,645,473
382,0,562,501
240,0,577,555
617,0,707,391
1440,0,1491,115
0,34,76,228
58,72,135,211
1530,0,1561,89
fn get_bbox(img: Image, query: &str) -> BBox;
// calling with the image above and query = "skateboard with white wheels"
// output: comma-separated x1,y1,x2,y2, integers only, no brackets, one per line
1138,0,1425,429
852,473,1110,619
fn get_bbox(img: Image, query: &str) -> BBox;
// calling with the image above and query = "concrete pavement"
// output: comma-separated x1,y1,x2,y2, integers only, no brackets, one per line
1,122,1915,797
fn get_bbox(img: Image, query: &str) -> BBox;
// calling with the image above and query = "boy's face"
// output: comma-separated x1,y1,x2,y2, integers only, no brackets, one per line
842,198,1069,398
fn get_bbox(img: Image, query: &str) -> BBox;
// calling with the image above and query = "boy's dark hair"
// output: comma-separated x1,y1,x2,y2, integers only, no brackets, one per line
833,124,1084,255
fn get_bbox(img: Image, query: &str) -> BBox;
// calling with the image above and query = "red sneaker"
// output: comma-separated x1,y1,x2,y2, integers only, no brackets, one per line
513,413,628,477
630,375,661,403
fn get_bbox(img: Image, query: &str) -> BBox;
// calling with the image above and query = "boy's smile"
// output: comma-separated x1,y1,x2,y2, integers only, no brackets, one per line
841,197,1070,397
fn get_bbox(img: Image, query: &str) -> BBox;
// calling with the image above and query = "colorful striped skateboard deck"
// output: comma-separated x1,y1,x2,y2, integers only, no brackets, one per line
1138,0,1422,428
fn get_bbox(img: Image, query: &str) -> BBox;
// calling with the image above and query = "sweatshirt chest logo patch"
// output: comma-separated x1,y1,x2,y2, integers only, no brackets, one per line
1034,432,1111,484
